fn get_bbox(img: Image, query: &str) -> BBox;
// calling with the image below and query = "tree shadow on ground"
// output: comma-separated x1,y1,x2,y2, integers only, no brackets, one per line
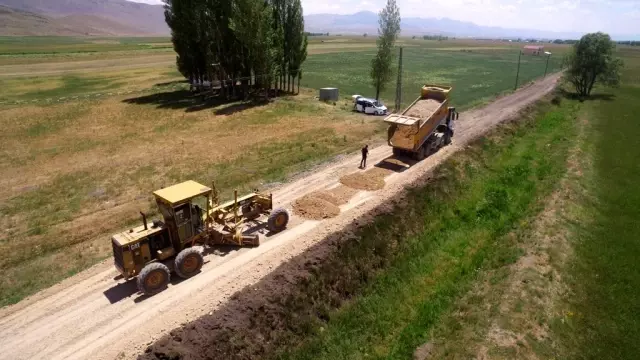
103,245,240,305
123,89,281,115
154,79,190,87
557,88,615,102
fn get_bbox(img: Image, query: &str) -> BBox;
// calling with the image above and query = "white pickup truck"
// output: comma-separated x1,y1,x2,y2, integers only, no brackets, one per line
352,95,388,115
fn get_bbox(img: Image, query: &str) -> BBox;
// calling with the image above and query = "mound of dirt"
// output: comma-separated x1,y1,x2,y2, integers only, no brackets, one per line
293,193,341,220
367,166,394,178
339,167,392,191
310,191,341,206
326,185,358,204
406,98,442,119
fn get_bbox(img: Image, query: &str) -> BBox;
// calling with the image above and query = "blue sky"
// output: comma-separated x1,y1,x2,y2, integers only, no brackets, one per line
129,0,639,36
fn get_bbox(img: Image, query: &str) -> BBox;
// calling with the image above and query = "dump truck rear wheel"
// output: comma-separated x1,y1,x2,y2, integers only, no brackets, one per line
175,247,204,279
268,208,289,233
415,145,427,161
445,129,453,145
137,263,170,295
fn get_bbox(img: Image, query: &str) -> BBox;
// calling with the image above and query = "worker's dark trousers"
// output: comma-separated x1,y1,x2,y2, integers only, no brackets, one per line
360,157,367,168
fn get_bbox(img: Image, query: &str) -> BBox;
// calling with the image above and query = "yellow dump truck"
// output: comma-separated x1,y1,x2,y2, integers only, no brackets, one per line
385,85,459,160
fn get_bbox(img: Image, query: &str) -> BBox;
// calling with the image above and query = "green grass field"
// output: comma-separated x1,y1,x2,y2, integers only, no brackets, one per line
302,47,564,109
0,37,566,107
550,47,640,359
0,36,172,55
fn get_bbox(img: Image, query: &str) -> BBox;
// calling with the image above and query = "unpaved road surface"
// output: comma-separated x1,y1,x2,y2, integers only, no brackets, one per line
0,74,560,360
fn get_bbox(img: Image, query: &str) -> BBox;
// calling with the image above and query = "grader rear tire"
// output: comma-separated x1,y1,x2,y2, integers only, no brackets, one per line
267,208,289,233
137,263,170,295
175,247,204,279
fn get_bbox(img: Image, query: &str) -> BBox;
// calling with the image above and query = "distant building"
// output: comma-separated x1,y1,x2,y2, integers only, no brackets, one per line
523,45,544,55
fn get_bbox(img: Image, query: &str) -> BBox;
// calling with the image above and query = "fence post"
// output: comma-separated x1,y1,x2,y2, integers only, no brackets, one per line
544,53,551,77
394,47,403,112
514,50,522,90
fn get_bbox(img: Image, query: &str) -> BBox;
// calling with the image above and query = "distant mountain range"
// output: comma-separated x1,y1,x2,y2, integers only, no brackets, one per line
0,2,635,40
304,11,590,40
0,0,168,36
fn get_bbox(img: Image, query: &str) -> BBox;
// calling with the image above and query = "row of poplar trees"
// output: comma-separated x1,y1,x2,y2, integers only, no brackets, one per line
163,0,308,97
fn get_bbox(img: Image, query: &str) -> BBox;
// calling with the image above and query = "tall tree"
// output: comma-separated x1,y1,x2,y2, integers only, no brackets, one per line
272,0,287,91
164,0,208,84
164,0,308,99
232,0,276,95
566,32,623,97
287,0,307,93
370,0,401,101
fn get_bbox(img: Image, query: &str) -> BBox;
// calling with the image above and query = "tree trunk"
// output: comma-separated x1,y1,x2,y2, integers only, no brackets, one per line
587,72,597,96
297,75,301,94
375,83,381,101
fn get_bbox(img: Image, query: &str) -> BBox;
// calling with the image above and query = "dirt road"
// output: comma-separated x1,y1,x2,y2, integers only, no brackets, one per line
0,74,560,360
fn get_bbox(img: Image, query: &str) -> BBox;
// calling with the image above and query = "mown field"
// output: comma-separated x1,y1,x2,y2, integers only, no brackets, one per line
0,37,568,307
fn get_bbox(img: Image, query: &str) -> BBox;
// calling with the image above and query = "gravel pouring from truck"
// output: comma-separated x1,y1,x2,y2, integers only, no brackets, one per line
385,85,458,160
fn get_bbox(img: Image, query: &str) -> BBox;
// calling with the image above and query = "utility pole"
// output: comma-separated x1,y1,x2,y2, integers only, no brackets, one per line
394,47,403,112
514,50,522,90
543,52,552,77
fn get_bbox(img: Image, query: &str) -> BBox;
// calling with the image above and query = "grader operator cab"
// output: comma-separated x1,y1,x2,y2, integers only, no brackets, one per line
111,180,289,295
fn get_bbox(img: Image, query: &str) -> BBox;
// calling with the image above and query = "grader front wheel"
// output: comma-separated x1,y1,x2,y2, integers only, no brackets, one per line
267,208,289,233
175,247,204,279
137,263,170,295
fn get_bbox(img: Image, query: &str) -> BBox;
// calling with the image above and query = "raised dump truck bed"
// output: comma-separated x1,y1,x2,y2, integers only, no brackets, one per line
385,85,457,160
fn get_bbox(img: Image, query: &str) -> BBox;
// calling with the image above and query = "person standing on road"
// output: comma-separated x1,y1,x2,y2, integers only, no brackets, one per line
360,144,369,168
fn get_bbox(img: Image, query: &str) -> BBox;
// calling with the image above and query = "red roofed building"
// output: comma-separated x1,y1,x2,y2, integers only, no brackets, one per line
523,45,544,55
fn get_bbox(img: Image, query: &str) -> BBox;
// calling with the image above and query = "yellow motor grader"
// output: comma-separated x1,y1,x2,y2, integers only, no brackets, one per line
110,180,289,295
